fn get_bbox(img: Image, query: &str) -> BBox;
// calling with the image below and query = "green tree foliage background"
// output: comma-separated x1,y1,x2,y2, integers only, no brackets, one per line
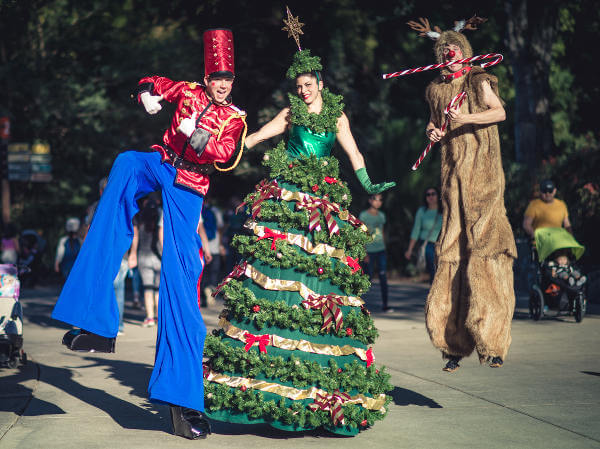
0,0,598,274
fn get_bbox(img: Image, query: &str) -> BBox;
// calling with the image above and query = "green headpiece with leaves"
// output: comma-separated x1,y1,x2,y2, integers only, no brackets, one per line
286,49,323,80
281,7,323,79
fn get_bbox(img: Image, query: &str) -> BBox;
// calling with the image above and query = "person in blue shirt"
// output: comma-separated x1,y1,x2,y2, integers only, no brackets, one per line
359,194,392,312
405,187,442,282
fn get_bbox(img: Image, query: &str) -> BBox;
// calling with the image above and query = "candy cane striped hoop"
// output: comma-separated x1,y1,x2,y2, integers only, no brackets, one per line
412,92,467,171
382,53,503,80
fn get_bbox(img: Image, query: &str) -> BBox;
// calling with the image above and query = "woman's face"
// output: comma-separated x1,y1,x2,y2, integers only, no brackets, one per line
296,74,322,105
425,189,438,207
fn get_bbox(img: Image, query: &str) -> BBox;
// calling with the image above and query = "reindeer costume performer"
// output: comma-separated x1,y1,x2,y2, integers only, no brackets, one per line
409,17,517,371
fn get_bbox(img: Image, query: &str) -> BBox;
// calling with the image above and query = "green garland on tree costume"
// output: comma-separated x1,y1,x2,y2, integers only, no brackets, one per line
220,279,378,345
204,381,391,431
205,335,391,394
262,141,351,207
233,235,370,295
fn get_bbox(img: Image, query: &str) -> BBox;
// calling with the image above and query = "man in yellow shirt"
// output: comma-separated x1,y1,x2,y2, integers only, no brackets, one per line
523,179,572,238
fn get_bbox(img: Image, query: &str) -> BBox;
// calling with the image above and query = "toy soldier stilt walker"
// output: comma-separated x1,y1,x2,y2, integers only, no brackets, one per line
52,28,247,439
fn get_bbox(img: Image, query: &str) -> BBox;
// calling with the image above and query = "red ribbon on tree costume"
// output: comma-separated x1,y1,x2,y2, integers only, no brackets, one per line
238,179,283,219
296,196,340,236
308,390,352,426
213,261,248,296
302,293,345,332
240,180,365,235
243,332,270,353
345,256,361,274
256,227,287,250
366,348,374,367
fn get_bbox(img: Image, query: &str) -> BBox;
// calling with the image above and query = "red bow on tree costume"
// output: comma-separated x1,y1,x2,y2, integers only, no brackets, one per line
257,227,287,250
308,390,352,426
301,293,345,332
345,256,362,274
243,332,270,353
247,180,283,219
296,196,341,236
213,261,248,296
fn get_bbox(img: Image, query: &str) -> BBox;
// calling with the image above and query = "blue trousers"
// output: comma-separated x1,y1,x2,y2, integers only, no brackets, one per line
365,251,389,309
113,258,128,332
52,151,207,411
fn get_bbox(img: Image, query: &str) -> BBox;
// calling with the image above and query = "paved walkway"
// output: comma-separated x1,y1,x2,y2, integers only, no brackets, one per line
1,282,599,448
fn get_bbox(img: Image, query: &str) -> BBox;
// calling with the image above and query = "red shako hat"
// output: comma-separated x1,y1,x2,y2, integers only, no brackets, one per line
203,29,234,78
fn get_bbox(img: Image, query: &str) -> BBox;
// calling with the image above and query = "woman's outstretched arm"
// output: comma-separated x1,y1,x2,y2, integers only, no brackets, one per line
245,107,290,149
336,112,366,170
336,112,396,194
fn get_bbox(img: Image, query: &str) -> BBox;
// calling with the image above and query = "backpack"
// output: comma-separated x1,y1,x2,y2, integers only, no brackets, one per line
60,237,81,275
202,207,217,241
63,237,81,262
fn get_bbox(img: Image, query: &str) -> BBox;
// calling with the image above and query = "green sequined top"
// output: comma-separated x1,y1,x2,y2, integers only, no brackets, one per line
286,125,336,159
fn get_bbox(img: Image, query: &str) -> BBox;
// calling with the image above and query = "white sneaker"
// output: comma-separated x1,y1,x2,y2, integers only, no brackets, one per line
142,318,156,327
204,287,215,306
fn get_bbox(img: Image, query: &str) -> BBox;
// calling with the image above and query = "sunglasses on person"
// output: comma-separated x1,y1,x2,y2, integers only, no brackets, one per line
426,191,437,196
540,188,554,194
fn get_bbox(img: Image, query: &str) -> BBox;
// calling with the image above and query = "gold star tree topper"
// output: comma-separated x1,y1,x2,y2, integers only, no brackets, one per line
282,6,304,50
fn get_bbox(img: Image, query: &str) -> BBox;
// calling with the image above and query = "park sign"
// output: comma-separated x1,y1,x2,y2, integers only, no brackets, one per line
7,142,52,182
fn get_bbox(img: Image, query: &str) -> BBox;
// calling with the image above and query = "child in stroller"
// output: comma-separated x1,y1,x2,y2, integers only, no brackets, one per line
529,227,587,322
0,263,27,367
544,248,587,292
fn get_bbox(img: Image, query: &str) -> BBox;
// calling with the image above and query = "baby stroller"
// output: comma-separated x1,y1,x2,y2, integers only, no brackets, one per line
529,227,587,322
0,264,27,367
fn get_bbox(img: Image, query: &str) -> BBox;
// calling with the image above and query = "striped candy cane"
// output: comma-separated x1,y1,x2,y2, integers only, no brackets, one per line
382,53,503,80
412,92,467,171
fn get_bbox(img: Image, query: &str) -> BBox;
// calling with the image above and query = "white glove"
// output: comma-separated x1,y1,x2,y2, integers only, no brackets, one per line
140,92,163,115
177,111,198,137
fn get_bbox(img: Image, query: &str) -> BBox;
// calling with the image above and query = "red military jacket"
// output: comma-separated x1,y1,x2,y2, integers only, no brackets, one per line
138,76,246,195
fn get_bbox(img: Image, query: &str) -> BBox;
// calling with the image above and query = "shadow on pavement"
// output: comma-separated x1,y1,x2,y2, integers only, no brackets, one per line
11,358,168,433
388,386,442,408
210,421,329,438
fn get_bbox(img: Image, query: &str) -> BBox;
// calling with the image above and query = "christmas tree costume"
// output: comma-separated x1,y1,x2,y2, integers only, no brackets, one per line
202,9,393,436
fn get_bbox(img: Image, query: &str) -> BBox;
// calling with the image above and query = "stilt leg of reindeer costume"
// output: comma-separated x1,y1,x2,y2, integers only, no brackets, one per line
408,17,517,369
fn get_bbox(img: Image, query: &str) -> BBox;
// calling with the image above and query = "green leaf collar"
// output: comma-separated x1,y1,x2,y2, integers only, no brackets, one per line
288,88,344,134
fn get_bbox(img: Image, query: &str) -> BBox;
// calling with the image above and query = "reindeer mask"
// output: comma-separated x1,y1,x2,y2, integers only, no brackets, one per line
407,16,487,68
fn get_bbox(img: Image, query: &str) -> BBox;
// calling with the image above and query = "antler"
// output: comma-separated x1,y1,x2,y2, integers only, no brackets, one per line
462,15,487,31
407,17,441,39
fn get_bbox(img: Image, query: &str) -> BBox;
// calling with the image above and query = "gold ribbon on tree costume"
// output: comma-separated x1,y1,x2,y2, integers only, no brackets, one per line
204,368,387,416
246,221,349,263
218,318,375,365
214,261,364,307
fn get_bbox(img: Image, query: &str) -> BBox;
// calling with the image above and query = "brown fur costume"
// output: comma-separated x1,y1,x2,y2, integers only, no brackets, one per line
424,41,517,363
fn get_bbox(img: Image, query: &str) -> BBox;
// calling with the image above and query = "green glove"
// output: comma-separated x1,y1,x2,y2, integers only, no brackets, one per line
355,167,396,194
